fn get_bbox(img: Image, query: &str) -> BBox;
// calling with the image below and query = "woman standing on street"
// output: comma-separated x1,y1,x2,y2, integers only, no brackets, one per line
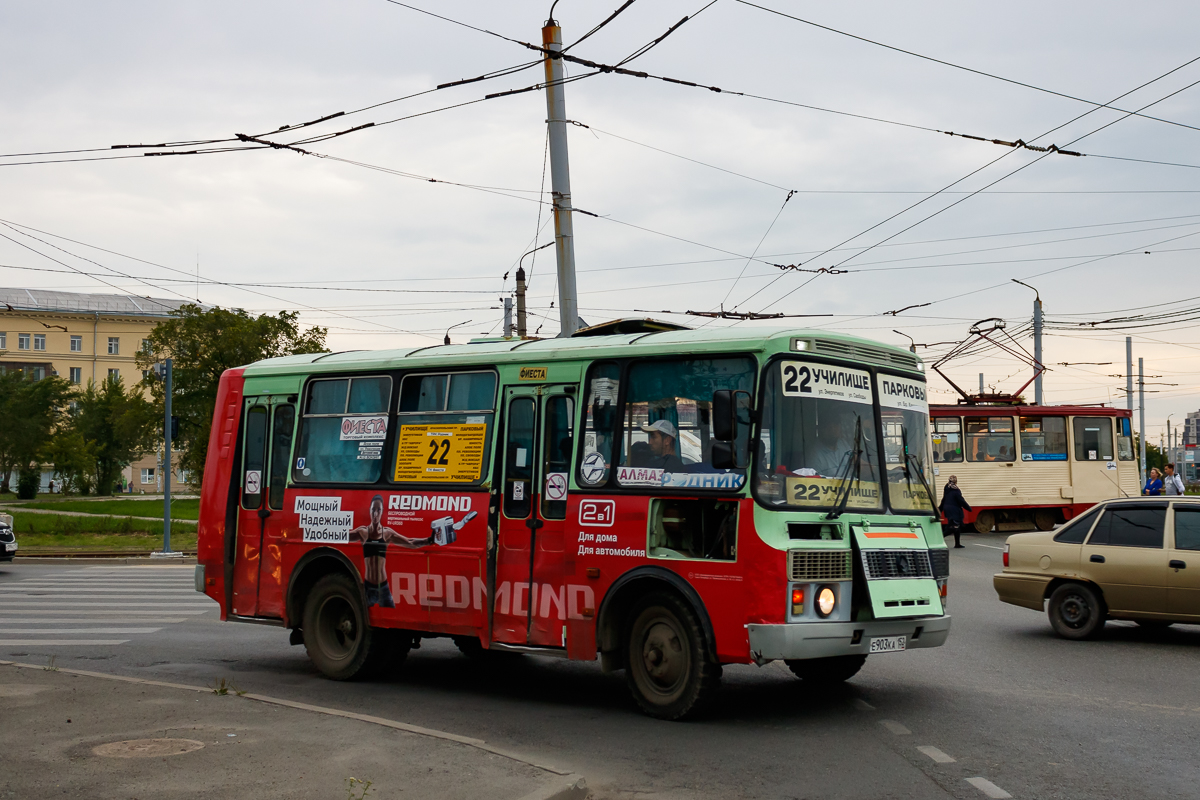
939,475,972,548
1144,468,1164,496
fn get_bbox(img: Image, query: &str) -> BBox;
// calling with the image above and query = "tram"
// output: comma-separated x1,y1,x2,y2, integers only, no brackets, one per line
929,404,1138,532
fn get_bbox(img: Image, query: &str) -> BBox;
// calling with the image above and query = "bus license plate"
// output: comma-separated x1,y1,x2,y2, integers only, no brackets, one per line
869,635,906,654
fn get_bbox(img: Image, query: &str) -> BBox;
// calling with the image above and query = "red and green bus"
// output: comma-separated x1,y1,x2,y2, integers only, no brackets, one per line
196,324,951,719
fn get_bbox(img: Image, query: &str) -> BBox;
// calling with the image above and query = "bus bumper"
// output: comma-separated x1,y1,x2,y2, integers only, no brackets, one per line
746,615,951,663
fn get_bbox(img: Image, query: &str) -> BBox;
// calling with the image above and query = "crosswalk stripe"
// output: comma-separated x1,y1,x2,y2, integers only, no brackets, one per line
8,609,210,616
0,628,162,634
2,602,214,608
0,639,130,646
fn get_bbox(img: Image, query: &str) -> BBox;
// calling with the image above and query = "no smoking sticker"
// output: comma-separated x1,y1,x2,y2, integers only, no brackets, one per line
244,470,261,494
545,472,568,501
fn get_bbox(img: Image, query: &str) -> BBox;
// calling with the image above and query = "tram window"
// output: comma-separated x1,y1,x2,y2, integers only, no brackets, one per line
578,362,620,487
1019,416,1067,461
1073,417,1113,462
1116,417,1135,461
293,376,391,484
931,418,963,462
392,371,496,485
965,416,1015,462
617,356,755,490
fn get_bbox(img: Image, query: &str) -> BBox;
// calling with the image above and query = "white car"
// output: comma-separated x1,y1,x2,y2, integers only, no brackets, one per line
0,516,16,562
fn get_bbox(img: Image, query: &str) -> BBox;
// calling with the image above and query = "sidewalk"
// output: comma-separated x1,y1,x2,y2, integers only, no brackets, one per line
0,662,586,800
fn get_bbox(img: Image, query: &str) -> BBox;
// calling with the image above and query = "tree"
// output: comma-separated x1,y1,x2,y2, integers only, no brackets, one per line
137,304,327,483
0,371,73,496
69,375,159,495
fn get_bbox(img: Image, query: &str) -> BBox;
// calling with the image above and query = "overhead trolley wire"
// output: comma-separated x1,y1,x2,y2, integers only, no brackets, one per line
735,0,1200,135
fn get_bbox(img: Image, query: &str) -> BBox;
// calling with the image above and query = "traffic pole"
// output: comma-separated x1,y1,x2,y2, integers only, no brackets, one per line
516,267,528,338
1138,357,1146,484
541,17,580,337
163,357,172,554
503,297,513,338
1033,295,1043,404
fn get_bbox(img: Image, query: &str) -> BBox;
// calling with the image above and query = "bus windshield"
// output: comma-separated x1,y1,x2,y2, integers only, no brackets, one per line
879,401,935,514
755,360,882,511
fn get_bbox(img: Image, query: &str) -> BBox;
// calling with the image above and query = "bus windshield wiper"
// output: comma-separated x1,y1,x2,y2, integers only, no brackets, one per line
826,416,864,521
902,425,941,522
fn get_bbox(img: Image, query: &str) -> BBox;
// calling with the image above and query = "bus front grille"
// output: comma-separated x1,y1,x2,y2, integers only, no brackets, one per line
789,549,853,582
861,549,934,580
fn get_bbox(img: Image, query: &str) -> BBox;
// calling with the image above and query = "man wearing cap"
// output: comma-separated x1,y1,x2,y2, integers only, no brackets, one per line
640,419,687,473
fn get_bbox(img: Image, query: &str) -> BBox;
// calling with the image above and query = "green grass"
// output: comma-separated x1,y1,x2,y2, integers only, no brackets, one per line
7,513,196,537
10,497,200,520
17,530,199,550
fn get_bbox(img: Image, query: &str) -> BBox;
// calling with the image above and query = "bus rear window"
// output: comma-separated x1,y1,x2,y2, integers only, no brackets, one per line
294,376,392,484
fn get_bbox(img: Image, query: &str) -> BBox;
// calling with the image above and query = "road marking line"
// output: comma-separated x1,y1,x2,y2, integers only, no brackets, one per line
0,628,162,634
4,619,186,624
917,745,956,763
973,544,1005,550
853,698,875,711
965,777,1012,798
6,609,208,616
0,639,130,646
880,720,911,735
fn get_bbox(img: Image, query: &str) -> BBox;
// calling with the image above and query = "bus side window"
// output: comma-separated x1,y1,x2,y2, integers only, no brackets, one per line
293,376,391,484
241,405,268,510
541,395,573,521
504,397,536,519
268,404,295,510
578,362,620,487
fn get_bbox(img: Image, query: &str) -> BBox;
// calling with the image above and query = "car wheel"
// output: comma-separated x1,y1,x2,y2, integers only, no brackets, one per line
625,592,721,720
785,654,867,684
1047,582,1105,640
302,573,390,680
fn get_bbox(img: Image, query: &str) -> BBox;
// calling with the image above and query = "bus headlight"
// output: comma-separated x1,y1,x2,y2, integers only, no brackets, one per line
816,585,837,618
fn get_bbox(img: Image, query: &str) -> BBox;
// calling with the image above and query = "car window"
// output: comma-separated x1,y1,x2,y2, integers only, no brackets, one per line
1173,506,1200,551
1054,505,1101,543
1088,505,1166,548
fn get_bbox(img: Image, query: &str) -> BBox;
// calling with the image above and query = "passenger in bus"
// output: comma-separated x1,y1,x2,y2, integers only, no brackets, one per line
351,494,438,608
637,420,687,473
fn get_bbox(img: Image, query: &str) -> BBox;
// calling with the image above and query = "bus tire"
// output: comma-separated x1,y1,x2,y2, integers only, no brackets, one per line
785,654,867,684
1047,582,1105,640
302,573,388,680
625,592,721,720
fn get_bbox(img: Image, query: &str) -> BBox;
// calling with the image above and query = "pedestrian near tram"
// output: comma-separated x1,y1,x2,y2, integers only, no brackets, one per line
1163,463,1185,495
1144,468,1163,496
939,475,972,548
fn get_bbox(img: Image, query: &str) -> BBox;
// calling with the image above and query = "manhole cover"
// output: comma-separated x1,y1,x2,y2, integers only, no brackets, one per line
93,739,205,758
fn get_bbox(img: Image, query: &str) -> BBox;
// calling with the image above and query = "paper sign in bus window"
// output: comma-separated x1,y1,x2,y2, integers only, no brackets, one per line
394,423,487,482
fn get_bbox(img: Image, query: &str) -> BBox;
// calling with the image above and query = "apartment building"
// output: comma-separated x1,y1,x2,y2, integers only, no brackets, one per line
0,288,194,493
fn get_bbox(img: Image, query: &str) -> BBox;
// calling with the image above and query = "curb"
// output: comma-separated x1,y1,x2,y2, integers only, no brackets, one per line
1,660,585,797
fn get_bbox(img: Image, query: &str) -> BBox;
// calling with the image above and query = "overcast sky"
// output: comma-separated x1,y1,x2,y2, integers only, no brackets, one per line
3,1,1199,441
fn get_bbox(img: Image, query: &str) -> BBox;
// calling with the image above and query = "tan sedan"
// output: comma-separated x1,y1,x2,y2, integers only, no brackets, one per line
994,497,1200,638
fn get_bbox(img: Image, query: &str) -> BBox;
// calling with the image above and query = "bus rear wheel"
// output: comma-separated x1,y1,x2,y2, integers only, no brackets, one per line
786,654,867,684
625,592,721,720
302,573,391,680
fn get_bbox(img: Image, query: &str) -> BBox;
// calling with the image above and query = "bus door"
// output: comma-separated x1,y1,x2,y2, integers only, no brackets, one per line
493,384,575,646
232,396,296,618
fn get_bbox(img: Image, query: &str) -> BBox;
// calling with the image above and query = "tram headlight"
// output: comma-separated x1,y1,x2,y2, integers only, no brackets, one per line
816,585,837,618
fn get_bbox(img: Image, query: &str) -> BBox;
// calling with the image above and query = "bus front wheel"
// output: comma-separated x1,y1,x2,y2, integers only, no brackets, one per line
302,573,391,680
786,654,867,684
625,592,721,720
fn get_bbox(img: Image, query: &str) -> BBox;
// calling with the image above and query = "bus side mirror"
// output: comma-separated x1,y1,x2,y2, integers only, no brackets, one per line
712,440,735,469
713,390,735,441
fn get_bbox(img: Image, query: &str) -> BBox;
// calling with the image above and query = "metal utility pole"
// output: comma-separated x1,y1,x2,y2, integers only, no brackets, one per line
1013,279,1043,404
542,17,580,337
1125,337,1133,414
153,358,175,557
1139,357,1147,481
516,267,528,338
503,297,513,338
979,373,984,394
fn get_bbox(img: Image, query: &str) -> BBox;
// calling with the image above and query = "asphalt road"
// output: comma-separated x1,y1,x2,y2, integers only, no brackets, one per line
3,537,1199,800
